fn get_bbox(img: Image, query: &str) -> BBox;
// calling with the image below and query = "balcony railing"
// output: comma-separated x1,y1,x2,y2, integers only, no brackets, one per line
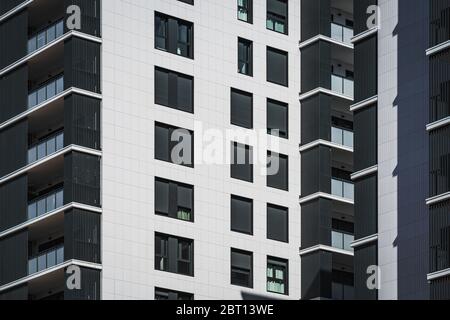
332,230,354,252
28,188,64,221
331,74,354,99
28,246,64,275
28,20,64,54
331,22,353,45
28,132,64,164
28,75,64,109
331,178,354,200
331,126,354,148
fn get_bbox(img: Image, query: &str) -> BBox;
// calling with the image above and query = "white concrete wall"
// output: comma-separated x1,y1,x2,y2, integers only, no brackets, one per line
100,0,301,300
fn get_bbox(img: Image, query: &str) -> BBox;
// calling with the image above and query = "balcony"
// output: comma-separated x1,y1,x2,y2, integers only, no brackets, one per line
28,131,64,164
331,74,354,99
332,230,354,252
27,20,64,55
331,126,353,148
28,245,64,275
28,75,64,109
27,188,64,221
331,178,354,200
331,22,353,45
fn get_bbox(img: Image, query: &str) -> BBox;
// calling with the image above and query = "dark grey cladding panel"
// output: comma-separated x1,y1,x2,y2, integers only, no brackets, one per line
301,198,332,249
64,94,101,150
64,152,101,207
0,229,28,286
430,0,450,47
64,209,101,264
354,242,378,300
301,40,331,94
0,119,28,177
64,37,101,94
430,49,450,123
64,0,101,37
301,145,331,197
0,175,28,232
0,284,28,300
64,266,101,300
431,276,450,300
301,251,332,300
301,93,331,145
300,0,331,42
0,64,28,124
0,0,25,17
354,173,377,240
0,9,27,70
429,126,450,197
353,104,377,172
430,200,450,273
354,0,378,36
354,34,377,103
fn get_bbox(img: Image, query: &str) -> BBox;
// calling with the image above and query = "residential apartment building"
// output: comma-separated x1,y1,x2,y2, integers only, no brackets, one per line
0,0,444,301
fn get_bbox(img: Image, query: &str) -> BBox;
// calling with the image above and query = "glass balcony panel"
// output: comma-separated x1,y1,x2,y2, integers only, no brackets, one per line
28,91,37,108
28,189,64,221
37,198,46,216
46,193,56,212
28,37,37,54
37,87,46,105
46,81,56,99
29,246,64,275
343,130,354,148
28,258,37,275
56,247,64,264
46,138,56,155
331,74,343,94
37,142,46,160
37,254,46,272
56,21,64,38
56,190,64,208
331,23,343,42
343,78,354,98
344,234,354,252
331,127,343,145
56,77,64,93
332,179,343,197
332,231,343,249
28,203,37,220
344,182,354,200
46,25,56,43
47,250,56,268
37,31,46,49
56,133,64,150
28,20,65,55
28,146,37,164
343,27,353,44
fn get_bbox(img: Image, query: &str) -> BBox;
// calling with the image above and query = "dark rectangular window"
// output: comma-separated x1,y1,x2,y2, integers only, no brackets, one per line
155,122,194,167
231,142,253,182
267,152,288,191
155,178,194,222
267,204,288,243
238,38,253,76
155,67,193,113
238,0,253,23
155,12,193,59
267,0,288,34
231,195,253,235
267,99,288,138
231,88,253,129
155,233,194,277
267,47,288,87
155,287,194,300
231,249,253,288
178,0,194,5
267,257,288,295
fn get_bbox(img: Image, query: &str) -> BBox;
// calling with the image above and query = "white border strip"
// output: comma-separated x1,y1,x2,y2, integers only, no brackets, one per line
427,268,450,281
299,192,354,205
350,95,378,112
0,203,102,240
351,27,379,44
299,34,354,50
426,192,450,206
351,234,378,248
0,260,102,293
299,139,353,153
0,31,102,77
299,244,354,257
0,87,102,131
426,40,450,56
351,165,378,181
299,87,354,102
426,116,450,132
0,0,33,23
0,145,102,186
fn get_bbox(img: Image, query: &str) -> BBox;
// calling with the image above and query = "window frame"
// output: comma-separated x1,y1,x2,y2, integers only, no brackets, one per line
237,0,253,24
267,98,289,139
155,177,194,222
267,46,289,87
238,37,253,77
231,248,253,288
231,88,253,129
154,122,194,168
231,142,254,183
231,195,254,235
267,256,289,295
267,203,289,243
266,0,288,35
154,233,194,277
267,151,289,191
